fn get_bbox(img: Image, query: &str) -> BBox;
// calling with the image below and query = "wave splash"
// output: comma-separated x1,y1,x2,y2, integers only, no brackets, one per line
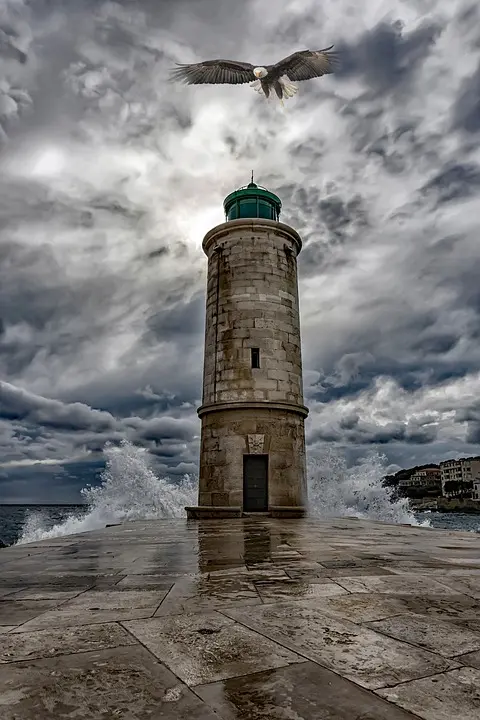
16,440,425,544
307,447,424,526
16,440,196,544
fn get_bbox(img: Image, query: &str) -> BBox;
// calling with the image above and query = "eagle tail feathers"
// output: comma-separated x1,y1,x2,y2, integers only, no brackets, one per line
279,75,298,99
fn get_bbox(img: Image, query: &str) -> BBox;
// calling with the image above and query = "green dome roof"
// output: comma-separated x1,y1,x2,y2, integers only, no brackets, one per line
223,179,282,222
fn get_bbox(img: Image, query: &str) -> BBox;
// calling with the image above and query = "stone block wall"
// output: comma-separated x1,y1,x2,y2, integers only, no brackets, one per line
198,406,307,509
196,217,309,511
201,219,304,407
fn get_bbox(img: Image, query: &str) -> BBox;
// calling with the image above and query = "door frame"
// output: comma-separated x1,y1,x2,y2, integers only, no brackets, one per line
243,453,269,512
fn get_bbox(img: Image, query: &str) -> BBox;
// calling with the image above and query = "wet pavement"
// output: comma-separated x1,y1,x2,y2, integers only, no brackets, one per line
1,517,480,719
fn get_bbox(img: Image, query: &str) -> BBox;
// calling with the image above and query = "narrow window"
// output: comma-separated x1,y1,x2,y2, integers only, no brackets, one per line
251,347,260,369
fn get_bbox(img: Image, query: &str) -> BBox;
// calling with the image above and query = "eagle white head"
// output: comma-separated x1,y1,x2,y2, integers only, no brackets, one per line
253,66,268,79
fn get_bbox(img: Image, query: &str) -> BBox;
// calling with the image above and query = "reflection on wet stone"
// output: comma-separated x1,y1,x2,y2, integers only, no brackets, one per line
196,661,420,719
243,523,272,566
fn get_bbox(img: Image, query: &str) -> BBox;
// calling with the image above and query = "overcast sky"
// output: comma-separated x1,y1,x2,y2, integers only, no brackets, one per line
1,0,480,502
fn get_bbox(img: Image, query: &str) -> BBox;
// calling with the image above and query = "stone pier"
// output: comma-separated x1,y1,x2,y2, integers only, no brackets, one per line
1,517,480,718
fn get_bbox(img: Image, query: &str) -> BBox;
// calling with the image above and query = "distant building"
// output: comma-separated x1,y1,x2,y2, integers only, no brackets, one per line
440,457,480,498
398,467,441,493
473,479,480,502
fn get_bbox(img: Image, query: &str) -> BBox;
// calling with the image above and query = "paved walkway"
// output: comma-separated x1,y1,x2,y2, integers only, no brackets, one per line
1,517,480,718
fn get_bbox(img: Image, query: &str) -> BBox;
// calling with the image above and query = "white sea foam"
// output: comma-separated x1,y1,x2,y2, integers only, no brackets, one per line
16,440,426,544
307,446,426,526
16,440,196,544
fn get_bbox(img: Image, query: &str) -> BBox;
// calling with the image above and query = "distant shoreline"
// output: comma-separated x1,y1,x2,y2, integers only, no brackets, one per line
0,503,87,507
410,498,480,514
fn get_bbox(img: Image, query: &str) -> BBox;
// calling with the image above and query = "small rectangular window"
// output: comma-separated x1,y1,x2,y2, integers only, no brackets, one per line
251,347,260,368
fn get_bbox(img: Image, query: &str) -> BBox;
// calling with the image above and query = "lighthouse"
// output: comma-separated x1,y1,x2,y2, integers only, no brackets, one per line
187,179,309,519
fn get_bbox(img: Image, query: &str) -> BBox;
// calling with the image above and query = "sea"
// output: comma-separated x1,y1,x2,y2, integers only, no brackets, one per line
1,441,479,547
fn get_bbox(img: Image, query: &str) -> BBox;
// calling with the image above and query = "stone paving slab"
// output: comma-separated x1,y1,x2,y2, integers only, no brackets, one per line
0,622,136,663
367,612,480,657
14,589,170,632
459,650,480,669
6,588,84,601
124,610,306,686
223,600,456,689
0,587,23,598
311,591,480,624
0,645,219,719
254,578,348,601
429,574,480,598
0,516,479,718
0,599,72,626
377,666,480,720
152,576,262,616
115,574,177,589
334,573,462,596
195,661,419,719
0,572,123,588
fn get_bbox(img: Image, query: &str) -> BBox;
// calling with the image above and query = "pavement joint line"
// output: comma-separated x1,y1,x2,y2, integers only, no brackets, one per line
430,577,478,601
151,582,176,614
189,658,309,689
7,612,158,633
327,578,354,594
1,637,137,665
360,618,478,659
0,589,94,632
217,606,462,691
215,608,427,719
373,664,465,690
190,665,426,720
116,619,191,681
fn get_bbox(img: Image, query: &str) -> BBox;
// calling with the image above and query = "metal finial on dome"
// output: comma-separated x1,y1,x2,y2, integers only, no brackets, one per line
248,170,256,188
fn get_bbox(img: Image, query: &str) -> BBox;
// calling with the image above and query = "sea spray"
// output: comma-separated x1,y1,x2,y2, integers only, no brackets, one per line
307,447,427,526
16,440,196,544
16,440,428,544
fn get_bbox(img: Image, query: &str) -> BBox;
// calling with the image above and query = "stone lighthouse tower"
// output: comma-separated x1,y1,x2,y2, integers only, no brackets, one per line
187,180,309,519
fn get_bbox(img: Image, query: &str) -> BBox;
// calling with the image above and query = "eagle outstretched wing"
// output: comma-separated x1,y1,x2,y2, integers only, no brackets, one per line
169,59,256,85
271,46,339,81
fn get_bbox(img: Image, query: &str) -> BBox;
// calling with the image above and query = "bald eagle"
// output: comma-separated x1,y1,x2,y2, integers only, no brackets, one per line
169,47,338,105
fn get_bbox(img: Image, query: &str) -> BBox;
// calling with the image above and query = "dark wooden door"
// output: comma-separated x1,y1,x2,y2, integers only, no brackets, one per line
243,455,268,512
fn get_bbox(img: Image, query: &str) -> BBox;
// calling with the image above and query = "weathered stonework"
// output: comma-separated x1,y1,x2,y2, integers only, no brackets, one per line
191,217,309,516
197,405,308,509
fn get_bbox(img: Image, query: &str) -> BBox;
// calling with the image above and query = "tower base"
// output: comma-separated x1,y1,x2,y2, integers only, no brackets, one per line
269,506,307,518
185,506,306,519
186,506,242,519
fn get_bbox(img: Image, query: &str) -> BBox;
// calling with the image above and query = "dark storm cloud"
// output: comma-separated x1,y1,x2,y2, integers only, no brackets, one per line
336,19,442,91
144,292,205,341
0,380,198,485
420,162,480,205
452,61,480,133
0,459,105,504
309,414,438,446
280,182,370,278
0,381,115,430
456,401,480,444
